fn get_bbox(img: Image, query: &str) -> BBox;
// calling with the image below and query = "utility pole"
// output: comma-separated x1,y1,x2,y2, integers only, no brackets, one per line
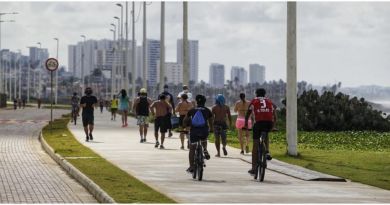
54,37,59,104
286,1,298,156
110,27,116,98
124,2,129,94
80,35,86,90
131,1,136,99
183,2,189,86
142,1,147,89
37,42,41,100
159,1,165,93
18,50,21,99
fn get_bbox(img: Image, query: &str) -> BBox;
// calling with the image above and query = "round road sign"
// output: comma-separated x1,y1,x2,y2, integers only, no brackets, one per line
45,58,59,71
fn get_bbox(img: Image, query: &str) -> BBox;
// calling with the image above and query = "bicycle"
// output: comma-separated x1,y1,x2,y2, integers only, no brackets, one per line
192,140,206,181
254,131,268,182
71,106,79,125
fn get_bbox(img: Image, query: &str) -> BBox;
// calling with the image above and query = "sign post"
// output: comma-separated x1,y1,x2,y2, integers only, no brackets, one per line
45,58,59,130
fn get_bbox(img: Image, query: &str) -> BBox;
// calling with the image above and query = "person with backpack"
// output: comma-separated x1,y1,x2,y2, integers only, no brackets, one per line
175,93,193,149
211,94,232,157
150,94,172,149
184,95,213,174
133,88,152,143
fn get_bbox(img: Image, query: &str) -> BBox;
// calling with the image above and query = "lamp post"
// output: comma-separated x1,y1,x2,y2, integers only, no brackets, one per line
17,50,21,100
110,27,116,97
131,1,135,99
142,2,147,89
183,2,189,86
159,1,165,93
80,35,86,90
37,42,41,100
0,12,17,97
111,23,117,94
53,37,59,104
114,16,121,90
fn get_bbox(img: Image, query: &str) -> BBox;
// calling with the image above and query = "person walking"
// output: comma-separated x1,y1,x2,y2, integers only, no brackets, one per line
71,92,80,124
184,94,213,173
22,97,26,109
133,88,152,143
150,94,172,149
234,93,252,154
118,89,130,127
17,98,22,109
212,94,232,157
37,98,42,109
13,98,17,110
99,98,104,113
161,85,175,137
177,85,194,105
110,95,118,121
80,87,98,142
175,93,193,149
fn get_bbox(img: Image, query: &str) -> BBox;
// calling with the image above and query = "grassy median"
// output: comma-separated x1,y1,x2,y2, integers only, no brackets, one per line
209,129,390,190
42,115,175,203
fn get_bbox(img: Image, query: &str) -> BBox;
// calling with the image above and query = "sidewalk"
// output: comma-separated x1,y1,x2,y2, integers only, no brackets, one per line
69,111,390,203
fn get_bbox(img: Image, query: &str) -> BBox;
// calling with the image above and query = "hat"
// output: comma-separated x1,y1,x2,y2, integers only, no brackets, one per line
140,88,147,94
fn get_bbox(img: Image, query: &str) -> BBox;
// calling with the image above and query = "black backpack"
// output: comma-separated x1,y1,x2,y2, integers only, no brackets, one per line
137,97,149,116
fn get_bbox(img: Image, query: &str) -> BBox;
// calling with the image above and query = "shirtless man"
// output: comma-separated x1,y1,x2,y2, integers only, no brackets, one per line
150,94,172,149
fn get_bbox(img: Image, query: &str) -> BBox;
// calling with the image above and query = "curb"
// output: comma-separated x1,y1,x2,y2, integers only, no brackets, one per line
39,132,116,203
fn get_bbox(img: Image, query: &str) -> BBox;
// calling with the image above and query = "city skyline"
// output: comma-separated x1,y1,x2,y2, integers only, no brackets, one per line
1,2,390,87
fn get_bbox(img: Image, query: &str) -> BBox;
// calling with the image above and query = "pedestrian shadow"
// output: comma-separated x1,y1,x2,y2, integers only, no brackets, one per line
250,179,291,185
167,137,180,139
189,179,226,183
157,148,179,151
142,142,155,145
87,141,105,143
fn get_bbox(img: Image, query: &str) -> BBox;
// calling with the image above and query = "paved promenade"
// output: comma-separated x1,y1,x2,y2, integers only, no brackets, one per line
0,108,96,203
69,111,390,203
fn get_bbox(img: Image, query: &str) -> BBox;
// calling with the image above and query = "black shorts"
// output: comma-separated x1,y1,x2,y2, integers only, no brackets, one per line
166,114,172,130
179,115,185,128
252,121,273,140
82,114,94,127
189,127,209,143
155,116,168,133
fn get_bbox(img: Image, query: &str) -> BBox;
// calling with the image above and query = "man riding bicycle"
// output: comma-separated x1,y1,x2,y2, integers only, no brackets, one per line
245,88,277,176
71,92,80,122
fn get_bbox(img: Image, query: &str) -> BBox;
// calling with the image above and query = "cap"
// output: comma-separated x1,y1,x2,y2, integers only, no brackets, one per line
140,88,147,94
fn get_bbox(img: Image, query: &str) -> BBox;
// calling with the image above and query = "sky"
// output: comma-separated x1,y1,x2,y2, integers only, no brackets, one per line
1,1,390,87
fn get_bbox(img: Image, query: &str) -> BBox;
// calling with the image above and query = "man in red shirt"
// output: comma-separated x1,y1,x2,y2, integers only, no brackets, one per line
245,88,277,176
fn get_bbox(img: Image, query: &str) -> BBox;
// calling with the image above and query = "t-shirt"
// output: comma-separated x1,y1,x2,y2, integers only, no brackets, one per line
111,99,118,109
186,106,212,128
80,95,98,115
249,97,274,122
177,90,193,102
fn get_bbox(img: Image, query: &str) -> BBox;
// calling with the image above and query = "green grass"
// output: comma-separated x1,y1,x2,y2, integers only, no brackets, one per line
209,129,390,190
42,115,175,203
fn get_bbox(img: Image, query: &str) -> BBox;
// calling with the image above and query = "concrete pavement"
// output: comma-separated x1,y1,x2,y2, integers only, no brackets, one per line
69,111,390,203
0,108,96,203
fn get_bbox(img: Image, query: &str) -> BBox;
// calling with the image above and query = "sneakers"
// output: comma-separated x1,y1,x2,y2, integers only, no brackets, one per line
140,138,143,143
245,145,250,153
223,147,228,156
180,146,184,150
203,150,210,160
159,145,165,149
155,141,160,148
266,153,273,161
248,169,255,176
168,132,173,137
143,138,146,143
89,133,93,141
186,167,194,173
85,136,89,142
240,150,244,155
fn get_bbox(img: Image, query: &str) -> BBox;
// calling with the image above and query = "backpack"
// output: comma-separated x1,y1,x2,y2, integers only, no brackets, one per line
137,97,149,116
191,108,206,127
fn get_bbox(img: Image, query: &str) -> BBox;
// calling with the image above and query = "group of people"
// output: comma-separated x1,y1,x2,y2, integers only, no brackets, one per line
12,98,27,110
73,85,277,177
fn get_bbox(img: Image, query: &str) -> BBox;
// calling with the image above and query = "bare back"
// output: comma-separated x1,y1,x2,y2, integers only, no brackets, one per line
234,100,250,117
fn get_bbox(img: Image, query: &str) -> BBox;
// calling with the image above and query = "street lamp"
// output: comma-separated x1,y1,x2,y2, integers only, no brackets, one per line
53,37,59,104
113,16,121,90
80,35,86,90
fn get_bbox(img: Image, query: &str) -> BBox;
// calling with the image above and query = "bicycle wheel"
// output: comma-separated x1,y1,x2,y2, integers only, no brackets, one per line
258,143,266,182
197,148,204,181
192,150,198,179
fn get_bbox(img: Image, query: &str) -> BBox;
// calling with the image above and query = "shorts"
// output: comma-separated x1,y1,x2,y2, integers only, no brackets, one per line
111,108,118,113
155,116,168,133
252,121,273,140
235,116,252,129
137,115,149,126
165,114,172,130
189,127,209,143
82,114,94,127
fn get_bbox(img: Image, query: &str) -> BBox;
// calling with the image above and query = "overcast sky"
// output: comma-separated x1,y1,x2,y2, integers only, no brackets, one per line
1,1,390,87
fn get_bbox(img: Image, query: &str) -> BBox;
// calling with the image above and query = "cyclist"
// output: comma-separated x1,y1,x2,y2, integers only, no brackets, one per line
71,92,80,123
245,88,277,176
184,95,213,174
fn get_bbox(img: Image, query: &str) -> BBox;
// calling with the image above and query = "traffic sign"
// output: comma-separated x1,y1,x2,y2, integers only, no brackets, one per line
45,58,59,71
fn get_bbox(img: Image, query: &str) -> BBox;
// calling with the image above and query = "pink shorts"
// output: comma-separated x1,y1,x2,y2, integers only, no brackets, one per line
235,116,252,129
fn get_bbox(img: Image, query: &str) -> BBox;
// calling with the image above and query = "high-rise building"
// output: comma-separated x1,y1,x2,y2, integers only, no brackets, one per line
146,39,160,86
231,66,247,86
157,62,183,85
249,64,266,85
209,63,225,88
68,45,77,75
177,39,198,83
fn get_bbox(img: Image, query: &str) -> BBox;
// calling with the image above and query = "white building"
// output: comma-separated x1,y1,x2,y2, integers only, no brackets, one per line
157,62,183,85
209,63,225,88
177,39,198,84
231,66,247,86
249,64,266,85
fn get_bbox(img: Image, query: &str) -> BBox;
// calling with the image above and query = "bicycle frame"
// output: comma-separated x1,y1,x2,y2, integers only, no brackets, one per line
192,140,205,181
255,131,267,182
